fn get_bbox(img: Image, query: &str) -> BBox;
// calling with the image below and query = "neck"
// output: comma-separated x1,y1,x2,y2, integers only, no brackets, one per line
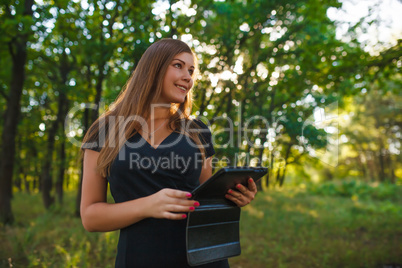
148,104,171,121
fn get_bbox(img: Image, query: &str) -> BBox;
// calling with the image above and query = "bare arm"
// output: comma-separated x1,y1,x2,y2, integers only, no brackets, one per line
198,156,213,184
80,149,199,232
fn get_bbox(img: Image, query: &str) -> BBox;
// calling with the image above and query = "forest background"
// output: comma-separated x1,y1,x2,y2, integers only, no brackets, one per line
0,0,401,267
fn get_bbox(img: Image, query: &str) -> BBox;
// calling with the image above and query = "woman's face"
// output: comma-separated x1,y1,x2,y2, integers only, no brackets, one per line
158,52,195,104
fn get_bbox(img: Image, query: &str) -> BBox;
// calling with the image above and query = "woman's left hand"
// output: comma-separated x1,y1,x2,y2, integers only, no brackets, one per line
225,177,257,207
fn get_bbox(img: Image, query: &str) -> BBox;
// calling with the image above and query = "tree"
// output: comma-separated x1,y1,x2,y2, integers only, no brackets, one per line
72,0,159,216
339,40,402,182
0,0,34,224
180,0,367,187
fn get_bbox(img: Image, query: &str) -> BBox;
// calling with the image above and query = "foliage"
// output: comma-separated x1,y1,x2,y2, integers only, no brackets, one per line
325,40,402,183
306,180,402,202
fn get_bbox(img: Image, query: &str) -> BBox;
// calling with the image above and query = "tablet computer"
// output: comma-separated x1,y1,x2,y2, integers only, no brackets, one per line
191,166,268,200
186,166,268,265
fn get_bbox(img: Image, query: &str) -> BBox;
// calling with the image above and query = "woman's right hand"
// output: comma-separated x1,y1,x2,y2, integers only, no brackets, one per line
145,189,200,220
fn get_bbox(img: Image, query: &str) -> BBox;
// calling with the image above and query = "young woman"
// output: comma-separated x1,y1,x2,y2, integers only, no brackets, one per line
80,38,257,268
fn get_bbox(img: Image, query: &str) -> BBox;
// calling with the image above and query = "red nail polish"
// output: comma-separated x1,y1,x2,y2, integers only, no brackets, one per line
194,202,200,206
249,178,253,182
186,193,192,197
236,184,242,189
182,214,187,219
228,189,233,194
189,206,195,210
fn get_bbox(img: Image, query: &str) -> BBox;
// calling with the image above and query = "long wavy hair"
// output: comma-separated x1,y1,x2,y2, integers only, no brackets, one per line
81,39,205,177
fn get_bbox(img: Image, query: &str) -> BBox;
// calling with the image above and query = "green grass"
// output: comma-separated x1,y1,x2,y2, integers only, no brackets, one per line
1,182,401,268
0,192,118,268
233,185,402,268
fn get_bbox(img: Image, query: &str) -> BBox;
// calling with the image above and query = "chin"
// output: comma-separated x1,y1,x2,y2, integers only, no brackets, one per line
171,99,186,104
172,95,187,104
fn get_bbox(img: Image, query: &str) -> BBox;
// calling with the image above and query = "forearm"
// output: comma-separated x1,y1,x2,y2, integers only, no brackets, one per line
81,196,151,232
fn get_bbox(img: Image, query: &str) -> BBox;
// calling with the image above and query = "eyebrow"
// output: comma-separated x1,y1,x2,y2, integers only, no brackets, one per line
173,58,195,69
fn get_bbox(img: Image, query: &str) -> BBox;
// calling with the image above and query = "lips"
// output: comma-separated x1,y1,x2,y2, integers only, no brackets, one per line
175,84,187,92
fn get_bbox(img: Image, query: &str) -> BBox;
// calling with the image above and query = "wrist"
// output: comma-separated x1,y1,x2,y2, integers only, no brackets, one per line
137,194,155,219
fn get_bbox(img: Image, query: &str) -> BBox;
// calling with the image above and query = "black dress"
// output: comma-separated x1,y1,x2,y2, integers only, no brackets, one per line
85,119,230,268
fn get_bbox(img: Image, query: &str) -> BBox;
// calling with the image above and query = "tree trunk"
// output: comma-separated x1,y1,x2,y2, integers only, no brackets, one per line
42,41,72,208
256,138,266,192
198,85,207,116
0,0,34,225
23,172,30,194
268,149,275,188
365,150,376,182
91,60,106,124
91,73,104,123
377,138,386,182
55,48,71,204
32,146,40,191
56,138,66,204
41,89,69,208
41,120,57,209
278,142,293,187
75,108,90,217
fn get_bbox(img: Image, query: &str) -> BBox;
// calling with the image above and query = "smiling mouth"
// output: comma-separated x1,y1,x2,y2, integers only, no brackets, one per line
175,84,187,92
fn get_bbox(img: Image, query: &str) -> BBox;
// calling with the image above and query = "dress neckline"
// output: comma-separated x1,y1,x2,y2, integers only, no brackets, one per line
136,131,177,150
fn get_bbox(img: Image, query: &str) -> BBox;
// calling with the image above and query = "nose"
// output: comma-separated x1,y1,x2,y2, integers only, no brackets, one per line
182,71,191,82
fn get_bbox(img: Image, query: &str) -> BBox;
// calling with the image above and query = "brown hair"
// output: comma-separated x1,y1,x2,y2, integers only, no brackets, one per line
81,39,206,177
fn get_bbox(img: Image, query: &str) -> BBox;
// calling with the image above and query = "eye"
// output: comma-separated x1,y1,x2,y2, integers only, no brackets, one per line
173,63,182,68
189,69,194,76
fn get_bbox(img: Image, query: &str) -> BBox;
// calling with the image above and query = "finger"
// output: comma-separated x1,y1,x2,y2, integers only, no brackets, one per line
227,189,244,200
226,188,253,207
247,177,258,193
164,212,188,220
225,193,246,207
165,204,197,213
235,183,248,194
164,189,193,199
167,198,200,207
235,184,254,200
